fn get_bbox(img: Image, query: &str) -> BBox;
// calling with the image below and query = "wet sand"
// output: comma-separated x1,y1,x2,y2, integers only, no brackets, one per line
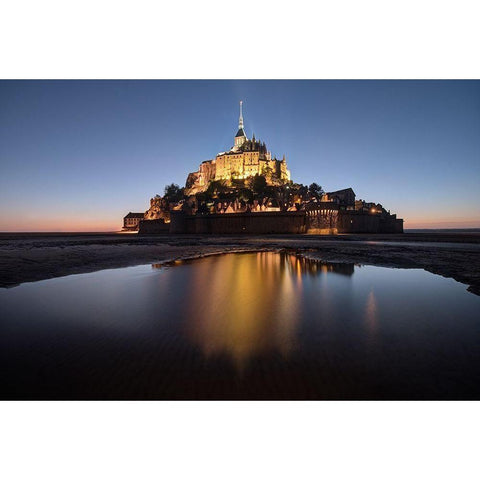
1,232,480,295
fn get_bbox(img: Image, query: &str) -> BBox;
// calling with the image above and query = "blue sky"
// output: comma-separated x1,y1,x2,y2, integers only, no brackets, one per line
0,80,479,230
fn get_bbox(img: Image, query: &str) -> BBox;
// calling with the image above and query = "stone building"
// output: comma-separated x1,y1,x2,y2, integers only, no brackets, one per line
122,212,145,231
185,102,290,194
323,188,356,206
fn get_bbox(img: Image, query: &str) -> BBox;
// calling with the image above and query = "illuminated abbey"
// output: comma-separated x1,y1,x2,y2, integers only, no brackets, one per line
123,101,403,234
185,101,291,195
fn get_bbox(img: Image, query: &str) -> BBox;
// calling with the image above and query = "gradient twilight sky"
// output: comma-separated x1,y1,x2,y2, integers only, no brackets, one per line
0,80,479,231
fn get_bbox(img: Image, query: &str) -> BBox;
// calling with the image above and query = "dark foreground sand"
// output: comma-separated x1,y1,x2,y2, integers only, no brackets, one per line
1,232,480,295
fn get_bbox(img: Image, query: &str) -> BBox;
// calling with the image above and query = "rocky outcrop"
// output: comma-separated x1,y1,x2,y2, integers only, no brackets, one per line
144,195,170,222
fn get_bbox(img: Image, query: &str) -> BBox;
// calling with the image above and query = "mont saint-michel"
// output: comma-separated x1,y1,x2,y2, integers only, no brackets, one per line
123,102,403,235
2,80,480,406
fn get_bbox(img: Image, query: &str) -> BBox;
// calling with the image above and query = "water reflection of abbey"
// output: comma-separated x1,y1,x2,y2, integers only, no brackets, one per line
153,252,354,371
152,252,354,277
287,254,354,277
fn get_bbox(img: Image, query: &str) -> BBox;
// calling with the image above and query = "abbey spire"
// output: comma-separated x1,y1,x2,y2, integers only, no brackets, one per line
238,100,244,130
234,100,247,148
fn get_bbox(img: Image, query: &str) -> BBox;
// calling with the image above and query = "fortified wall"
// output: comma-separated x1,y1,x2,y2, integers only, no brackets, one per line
169,211,307,235
337,211,403,233
138,210,403,235
137,218,170,234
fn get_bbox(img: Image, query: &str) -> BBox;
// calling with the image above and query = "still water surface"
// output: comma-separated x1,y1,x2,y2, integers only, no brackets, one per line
1,252,479,399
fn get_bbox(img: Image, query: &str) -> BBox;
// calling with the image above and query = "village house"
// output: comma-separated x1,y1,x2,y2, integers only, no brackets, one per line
122,212,144,231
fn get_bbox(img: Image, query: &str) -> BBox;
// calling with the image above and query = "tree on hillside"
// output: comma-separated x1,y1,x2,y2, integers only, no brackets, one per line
206,179,229,197
308,183,324,200
272,185,292,211
249,174,267,195
164,183,184,203
238,188,253,203
289,183,308,201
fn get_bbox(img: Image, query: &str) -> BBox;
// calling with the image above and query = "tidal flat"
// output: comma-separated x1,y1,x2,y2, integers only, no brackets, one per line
2,251,480,400
1,232,480,295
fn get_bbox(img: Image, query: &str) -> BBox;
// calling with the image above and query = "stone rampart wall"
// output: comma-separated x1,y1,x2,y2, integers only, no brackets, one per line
144,211,403,234
138,219,170,234
171,212,307,234
337,212,403,233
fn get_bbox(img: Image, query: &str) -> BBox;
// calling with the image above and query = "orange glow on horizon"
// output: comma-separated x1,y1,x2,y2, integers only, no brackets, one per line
0,216,122,233
404,219,480,229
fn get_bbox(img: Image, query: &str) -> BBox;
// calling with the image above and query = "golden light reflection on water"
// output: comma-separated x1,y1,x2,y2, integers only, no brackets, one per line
155,252,351,371
183,252,303,370
365,290,378,333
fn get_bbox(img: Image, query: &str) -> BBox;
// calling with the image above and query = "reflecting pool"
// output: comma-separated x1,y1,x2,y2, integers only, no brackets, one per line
1,252,479,399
